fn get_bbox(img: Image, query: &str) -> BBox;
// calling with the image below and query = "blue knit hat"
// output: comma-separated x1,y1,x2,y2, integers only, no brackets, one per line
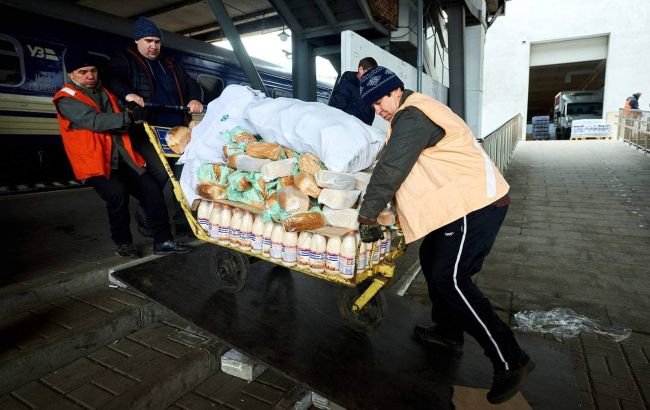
133,16,163,40
360,66,404,107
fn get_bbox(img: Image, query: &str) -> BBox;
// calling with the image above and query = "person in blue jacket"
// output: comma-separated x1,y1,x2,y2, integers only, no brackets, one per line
328,57,377,125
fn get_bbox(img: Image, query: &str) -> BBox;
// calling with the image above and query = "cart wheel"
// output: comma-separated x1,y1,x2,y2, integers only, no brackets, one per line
337,281,386,333
210,248,249,293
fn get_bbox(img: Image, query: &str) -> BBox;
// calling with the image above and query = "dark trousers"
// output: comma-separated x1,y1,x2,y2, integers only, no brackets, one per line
419,204,525,371
86,165,172,245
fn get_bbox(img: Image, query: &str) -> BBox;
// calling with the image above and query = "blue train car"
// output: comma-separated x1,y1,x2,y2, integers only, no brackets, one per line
0,4,332,190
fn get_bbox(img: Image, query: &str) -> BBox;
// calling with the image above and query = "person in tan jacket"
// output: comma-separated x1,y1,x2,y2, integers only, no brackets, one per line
358,66,533,405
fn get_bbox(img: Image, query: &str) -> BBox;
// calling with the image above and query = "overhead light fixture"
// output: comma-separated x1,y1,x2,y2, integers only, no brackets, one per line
278,26,289,42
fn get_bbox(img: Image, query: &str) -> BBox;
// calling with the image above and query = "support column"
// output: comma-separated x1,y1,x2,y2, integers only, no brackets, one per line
446,4,465,119
464,24,485,137
291,34,316,101
206,0,268,96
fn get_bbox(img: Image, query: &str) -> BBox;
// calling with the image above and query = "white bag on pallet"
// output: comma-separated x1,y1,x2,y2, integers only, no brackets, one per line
245,98,384,173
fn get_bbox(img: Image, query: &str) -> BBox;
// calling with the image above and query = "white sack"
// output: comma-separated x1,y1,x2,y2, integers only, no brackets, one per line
245,98,384,173
318,188,360,210
179,158,204,209
322,206,359,230
315,170,356,190
261,157,297,182
351,171,373,193
179,85,267,165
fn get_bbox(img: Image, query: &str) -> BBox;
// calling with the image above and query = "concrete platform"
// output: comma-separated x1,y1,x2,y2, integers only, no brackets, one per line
115,244,577,410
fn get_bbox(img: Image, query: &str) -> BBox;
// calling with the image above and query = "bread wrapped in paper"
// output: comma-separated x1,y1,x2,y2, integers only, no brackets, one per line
282,211,326,232
322,206,359,230
315,170,356,190
167,126,191,154
233,130,257,144
264,191,278,210
246,142,283,160
282,146,298,158
279,175,294,187
228,155,272,172
318,188,360,210
294,171,321,198
298,152,323,176
352,171,372,193
278,186,309,213
228,171,252,192
223,144,245,158
260,157,296,182
196,181,227,201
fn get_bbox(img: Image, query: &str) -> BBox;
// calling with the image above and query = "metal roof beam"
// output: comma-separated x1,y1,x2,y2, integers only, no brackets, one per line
355,0,389,36
269,0,303,35
128,0,203,19
180,8,278,36
301,19,374,39
314,0,338,26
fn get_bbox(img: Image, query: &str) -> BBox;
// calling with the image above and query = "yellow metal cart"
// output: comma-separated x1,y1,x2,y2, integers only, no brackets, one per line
145,123,405,332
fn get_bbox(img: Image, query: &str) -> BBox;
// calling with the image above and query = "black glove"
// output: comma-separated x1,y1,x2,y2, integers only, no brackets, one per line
359,223,384,243
125,102,147,124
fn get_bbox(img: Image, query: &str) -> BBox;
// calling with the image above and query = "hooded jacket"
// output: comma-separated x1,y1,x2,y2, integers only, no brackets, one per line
328,71,375,125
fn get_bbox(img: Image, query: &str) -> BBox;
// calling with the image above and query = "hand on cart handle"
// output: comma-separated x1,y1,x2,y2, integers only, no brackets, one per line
125,101,147,125
359,224,384,243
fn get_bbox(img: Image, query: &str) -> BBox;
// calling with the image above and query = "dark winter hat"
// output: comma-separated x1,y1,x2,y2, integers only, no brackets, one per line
360,66,404,107
64,48,96,73
133,16,163,40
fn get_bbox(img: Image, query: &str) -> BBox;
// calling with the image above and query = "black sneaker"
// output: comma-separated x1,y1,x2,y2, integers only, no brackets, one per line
487,354,535,404
413,325,464,353
115,243,139,258
153,240,192,255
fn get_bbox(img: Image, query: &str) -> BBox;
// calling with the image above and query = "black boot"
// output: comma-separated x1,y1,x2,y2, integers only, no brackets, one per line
487,354,535,404
413,325,464,353
153,240,191,255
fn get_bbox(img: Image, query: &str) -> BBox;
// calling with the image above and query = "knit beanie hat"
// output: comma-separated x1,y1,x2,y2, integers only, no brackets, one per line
133,16,163,40
359,66,404,107
64,48,96,73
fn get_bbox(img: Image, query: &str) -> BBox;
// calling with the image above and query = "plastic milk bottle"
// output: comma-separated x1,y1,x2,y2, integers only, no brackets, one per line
339,232,357,279
208,204,221,240
297,231,312,268
262,220,274,256
269,223,284,261
196,200,213,232
250,215,265,254
355,232,367,272
309,233,326,273
380,228,389,258
218,205,232,245
240,211,253,250
325,236,341,274
282,231,298,267
229,208,243,247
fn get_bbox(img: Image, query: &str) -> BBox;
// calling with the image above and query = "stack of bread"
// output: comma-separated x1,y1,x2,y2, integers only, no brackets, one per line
194,126,397,233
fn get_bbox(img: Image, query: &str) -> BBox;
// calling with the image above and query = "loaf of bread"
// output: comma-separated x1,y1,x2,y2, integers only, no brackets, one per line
188,119,200,129
318,188,360,209
228,155,272,172
322,206,359,229
294,171,321,198
167,126,191,154
282,146,297,158
315,170,356,190
223,144,244,158
278,186,310,213
233,130,257,144
265,191,278,210
279,175,294,187
246,142,283,160
260,157,297,182
282,212,326,232
196,181,227,201
298,152,323,176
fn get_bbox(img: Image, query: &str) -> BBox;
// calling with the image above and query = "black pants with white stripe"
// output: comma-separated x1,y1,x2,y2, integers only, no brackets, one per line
419,203,525,371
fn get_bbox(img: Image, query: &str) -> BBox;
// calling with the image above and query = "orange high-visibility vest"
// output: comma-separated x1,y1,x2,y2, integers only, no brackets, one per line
53,84,144,180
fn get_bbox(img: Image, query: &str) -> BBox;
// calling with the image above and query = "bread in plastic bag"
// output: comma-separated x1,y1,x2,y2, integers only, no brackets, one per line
260,157,297,182
318,188,360,210
315,170,356,190
228,171,252,192
246,142,283,160
352,171,372,193
298,152,323,176
322,206,359,230
278,186,310,213
282,211,326,232
294,171,321,198
167,126,191,154
228,155,272,172
196,181,227,201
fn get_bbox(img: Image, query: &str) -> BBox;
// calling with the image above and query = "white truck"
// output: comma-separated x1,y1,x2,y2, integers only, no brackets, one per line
553,90,604,139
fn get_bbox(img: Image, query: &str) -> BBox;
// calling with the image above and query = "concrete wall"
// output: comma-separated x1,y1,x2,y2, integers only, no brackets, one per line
481,0,650,137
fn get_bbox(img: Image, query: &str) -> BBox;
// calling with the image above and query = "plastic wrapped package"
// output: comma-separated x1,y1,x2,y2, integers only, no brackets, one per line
282,211,326,232
222,126,257,144
196,181,227,201
260,157,297,182
278,186,310,213
245,172,267,198
514,307,631,342
246,142,283,160
167,126,191,154
318,188,360,210
294,171,321,198
228,155,272,172
278,175,294,187
352,171,372,193
226,184,265,210
196,163,232,186
322,206,359,230
223,144,245,158
298,152,324,176
227,171,252,192
315,170,356,190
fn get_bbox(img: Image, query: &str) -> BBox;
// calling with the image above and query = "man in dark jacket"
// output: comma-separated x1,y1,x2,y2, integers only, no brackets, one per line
328,57,377,125
107,16,204,235
53,49,191,258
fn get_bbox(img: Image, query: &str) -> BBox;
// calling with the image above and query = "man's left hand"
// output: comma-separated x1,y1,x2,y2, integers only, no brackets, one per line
187,100,203,114
359,224,384,243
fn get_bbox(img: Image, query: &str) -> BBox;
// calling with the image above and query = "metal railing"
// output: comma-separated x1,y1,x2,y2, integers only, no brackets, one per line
478,114,522,174
618,108,650,153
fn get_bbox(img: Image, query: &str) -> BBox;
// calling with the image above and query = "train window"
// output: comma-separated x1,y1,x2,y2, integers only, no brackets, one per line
197,74,224,103
0,37,23,86
273,89,289,98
